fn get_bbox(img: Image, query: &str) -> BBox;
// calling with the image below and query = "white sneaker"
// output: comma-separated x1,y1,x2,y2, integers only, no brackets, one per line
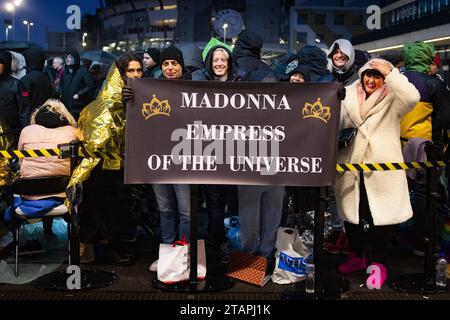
149,259,158,272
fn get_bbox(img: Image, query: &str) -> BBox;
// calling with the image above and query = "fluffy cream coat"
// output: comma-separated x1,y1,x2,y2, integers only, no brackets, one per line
334,68,420,226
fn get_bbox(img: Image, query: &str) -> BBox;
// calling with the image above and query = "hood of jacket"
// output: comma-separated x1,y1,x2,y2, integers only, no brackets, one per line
0,50,12,78
203,44,235,80
233,31,263,60
403,41,434,74
22,48,46,71
328,39,355,74
65,50,81,70
296,46,329,82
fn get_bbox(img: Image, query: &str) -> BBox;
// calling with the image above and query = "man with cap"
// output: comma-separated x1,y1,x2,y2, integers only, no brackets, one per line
143,48,162,79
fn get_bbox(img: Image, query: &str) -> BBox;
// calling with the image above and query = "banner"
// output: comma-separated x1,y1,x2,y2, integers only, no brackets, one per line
125,79,341,186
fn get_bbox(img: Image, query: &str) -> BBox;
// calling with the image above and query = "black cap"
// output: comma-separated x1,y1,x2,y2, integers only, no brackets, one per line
144,48,160,65
160,46,184,69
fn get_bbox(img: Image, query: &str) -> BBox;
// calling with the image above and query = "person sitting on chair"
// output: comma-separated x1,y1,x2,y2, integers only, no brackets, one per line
17,99,78,241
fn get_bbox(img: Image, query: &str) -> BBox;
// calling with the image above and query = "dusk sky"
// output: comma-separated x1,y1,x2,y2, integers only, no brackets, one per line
0,0,100,48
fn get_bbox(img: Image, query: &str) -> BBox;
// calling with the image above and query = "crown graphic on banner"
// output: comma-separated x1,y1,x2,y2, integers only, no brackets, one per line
142,95,171,120
302,98,331,123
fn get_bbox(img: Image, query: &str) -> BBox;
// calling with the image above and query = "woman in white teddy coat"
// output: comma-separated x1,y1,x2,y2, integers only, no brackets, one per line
334,58,420,287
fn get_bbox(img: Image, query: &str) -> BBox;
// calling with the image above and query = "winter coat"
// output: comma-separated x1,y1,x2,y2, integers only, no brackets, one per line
232,31,277,82
143,65,162,79
334,67,420,226
191,44,244,81
59,51,95,119
18,124,78,199
0,51,31,133
21,48,53,114
400,70,450,146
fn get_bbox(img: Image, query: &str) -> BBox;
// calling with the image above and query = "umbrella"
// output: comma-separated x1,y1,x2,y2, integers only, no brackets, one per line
80,50,117,64
0,41,42,52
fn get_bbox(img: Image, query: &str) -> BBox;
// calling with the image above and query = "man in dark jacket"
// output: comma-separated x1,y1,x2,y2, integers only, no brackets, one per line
0,51,31,135
232,31,277,82
142,48,162,79
21,48,53,115
59,50,95,120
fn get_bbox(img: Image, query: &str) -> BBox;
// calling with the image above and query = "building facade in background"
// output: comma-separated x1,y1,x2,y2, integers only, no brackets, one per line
289,0,380,52
353,0,449,83
98,0,177,53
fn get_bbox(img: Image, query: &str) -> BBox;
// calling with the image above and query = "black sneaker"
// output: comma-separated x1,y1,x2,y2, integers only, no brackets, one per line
95,244,136,266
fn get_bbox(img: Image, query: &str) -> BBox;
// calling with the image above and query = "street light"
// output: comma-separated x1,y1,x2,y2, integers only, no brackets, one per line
23,20,33,41
5,25,12,41
223,22,228,43
5,0,21,40
82,32,87,48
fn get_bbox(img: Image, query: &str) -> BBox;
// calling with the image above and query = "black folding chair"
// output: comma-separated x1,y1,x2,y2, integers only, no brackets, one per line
10,176,71,277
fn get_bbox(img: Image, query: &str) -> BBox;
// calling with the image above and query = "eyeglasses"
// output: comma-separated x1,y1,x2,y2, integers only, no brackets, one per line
127,68,143,73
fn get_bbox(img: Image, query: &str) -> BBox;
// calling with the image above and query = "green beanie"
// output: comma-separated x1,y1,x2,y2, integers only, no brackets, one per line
403,41,434,73
202,38,233,62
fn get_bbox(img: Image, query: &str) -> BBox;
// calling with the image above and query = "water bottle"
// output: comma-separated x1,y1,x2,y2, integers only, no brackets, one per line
435,255,447,288
305,263,315,294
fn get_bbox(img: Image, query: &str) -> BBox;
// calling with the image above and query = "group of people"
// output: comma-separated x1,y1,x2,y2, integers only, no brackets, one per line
1,30,450,289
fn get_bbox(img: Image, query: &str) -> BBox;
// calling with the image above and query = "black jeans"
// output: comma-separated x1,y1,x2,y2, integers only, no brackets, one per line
344,173,392,264
204,185,228,245
79,167,134,244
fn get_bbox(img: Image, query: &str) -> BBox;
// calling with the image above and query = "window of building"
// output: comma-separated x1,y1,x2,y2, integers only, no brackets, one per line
352,14,363,25
334,14,345,25
315,14,326,25
297,32,307,43
298,12,308,24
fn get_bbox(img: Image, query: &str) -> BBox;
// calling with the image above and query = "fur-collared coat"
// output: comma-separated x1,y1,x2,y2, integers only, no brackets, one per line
334,68,420,226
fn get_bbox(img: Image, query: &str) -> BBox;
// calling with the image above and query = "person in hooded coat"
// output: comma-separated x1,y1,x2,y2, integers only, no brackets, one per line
295,45,329,82
10,51,26,80
320,39,358,86
191,39,243,81
232,31,278,82
59,51,95,120
21,48,53,116
0,50,31,136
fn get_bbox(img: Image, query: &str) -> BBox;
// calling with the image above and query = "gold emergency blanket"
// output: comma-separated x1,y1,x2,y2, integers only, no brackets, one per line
66,64,125,195
0,118,15,187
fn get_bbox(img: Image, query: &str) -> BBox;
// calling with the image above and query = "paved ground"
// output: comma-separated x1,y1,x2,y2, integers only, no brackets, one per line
0,229,449,301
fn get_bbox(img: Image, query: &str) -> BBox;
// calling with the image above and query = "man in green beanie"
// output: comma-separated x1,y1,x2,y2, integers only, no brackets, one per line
401,41,450,256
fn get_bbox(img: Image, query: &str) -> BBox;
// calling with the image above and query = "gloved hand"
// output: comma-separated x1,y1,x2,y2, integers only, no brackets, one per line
122,85,135,104
338,86,346,101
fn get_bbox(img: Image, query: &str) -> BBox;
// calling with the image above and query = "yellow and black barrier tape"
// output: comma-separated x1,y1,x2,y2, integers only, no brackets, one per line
0,148,60,159
0,149,448,172
0,148,121,160
336,161,447,172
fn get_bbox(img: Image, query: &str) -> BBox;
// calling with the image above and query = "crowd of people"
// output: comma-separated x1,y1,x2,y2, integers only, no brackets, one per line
1,30,450,288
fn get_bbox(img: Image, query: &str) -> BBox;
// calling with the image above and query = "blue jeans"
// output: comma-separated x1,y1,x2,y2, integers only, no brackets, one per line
152,184,190,244
238,185,284,259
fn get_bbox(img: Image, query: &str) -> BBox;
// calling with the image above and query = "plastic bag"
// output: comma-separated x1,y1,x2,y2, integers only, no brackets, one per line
271,227,313,285
224,216,241,251
157,239,207,284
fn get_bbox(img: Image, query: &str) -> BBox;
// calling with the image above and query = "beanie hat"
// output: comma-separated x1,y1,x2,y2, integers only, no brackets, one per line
144,48,160,65
285,59,311,82
403,41,434,73
160,46,184,69
35,107,69,129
